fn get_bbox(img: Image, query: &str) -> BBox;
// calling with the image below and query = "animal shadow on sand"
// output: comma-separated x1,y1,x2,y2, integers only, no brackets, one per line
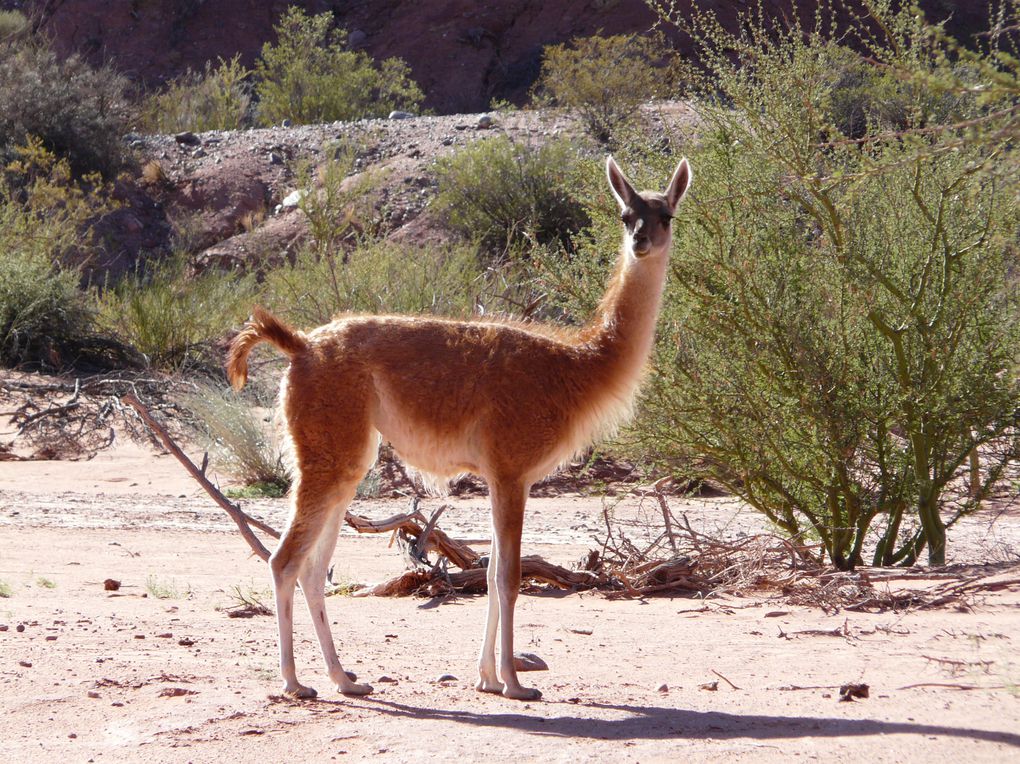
351,697,1020,746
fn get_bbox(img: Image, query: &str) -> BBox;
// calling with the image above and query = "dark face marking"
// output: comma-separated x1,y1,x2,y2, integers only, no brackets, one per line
621,194,674,256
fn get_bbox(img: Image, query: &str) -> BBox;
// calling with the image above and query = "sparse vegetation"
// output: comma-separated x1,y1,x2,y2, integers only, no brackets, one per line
224,481,288,499
533,33,676,144
265,237,488,327
0,580,12,598
220,583,273,617
93,254,257,371
139,55,252,134
0,10,27,38
434,136,591,255
254,7,423,126
35,577,55,589
145,575,189,600
0,140,115,368
182,383,290,491
0,32,130,177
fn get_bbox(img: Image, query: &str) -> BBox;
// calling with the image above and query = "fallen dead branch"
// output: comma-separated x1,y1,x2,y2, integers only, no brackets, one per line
123,393,276,562
123,393,602,596
122,395,1020,606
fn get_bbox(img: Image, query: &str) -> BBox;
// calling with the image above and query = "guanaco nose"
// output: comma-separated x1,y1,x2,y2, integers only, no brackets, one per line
632,218,650,252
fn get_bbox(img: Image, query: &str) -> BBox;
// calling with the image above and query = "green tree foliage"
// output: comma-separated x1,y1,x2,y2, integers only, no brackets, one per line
0,34,130,177
254,8,423,126
533,33,675,144
549,1,1020,568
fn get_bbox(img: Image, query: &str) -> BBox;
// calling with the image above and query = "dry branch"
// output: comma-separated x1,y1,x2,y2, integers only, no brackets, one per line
121,395,1020,606
122,393,276,561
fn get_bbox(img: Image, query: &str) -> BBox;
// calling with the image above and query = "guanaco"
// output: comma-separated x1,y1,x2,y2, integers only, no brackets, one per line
227,156,691,700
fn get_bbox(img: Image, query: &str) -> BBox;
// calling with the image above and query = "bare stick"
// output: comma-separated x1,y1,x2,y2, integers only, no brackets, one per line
121,393,275,561
711,669,741,690
655,491,678,556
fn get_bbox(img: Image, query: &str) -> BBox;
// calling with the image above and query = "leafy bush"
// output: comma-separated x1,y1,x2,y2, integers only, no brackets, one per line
0,35,130,177
0,141,113,367
263,237,488,328
433,136,591,256
183,383,290,491
292,139,380,255
254,8,423,126
93,254,257,371
553,2,1020,569
0,10,28,38
533,33,675,144
139,55,252,133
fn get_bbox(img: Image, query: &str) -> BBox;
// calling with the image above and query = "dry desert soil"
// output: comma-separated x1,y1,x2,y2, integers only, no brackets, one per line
1,414,1019,762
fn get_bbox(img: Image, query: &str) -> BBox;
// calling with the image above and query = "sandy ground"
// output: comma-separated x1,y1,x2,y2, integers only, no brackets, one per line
2,439,1019,763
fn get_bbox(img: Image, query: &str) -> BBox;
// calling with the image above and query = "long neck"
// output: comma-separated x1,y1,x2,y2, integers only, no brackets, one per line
582,246,670,370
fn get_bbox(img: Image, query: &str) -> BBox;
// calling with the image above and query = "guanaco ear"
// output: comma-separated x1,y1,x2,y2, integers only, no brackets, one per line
665,158,692,213
606,156,637,211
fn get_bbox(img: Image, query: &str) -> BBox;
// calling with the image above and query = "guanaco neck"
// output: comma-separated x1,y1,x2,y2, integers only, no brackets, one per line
581,240,671,375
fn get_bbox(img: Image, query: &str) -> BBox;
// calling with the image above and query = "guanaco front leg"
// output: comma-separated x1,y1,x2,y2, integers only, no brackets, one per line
476,522,503,693
489,480,540,700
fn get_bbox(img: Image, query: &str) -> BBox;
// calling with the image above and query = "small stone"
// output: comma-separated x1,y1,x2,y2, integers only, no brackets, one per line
388,110,415,120
376,675,398,684
435,673,458,683
178,637,196,647
191,147,206,158
281,189,307,208
656,683,669,693
45,635,57,641
442,137,454,146
269,152,283,165
174,131,199,145
477,114,494,129
68,733,77,739
159,687,197,698
16,624,25,633
0,625,8,632
281,119,292,128
348,29,367,47
513,652,548,672
699,680,719,691
134,634,145,639
87,691,101,699
18,660,32,668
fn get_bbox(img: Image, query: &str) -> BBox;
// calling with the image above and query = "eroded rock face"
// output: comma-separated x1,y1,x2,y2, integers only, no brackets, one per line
28,0,991,116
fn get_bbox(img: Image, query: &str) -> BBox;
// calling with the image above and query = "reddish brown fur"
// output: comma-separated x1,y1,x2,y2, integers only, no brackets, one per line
227,156,691,701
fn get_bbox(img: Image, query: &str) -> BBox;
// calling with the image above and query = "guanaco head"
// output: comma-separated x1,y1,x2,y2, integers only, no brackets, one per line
607,156,691,259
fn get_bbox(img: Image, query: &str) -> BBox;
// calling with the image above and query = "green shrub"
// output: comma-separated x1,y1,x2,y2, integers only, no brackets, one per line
93,254,257,371
0,10,28,38
263,237,487,328
553,2,1020,569
533,33,676,144
182,383,290,490
254,8,423,126
0,35,130,177
433,136,591,256
139,55,252,134
0,140,114,367
292,139,380,255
